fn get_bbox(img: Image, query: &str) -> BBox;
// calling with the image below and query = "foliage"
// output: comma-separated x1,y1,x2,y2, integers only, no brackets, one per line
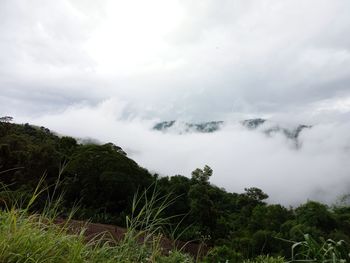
0,178,193,263
243,255,285,263
2,122,350,261
295,201,337,233
203,245,243,263
290,234,350,263
63,143,153,213
191,165,212,184
0,116,13,123
157,250,193,263
0,122,153,223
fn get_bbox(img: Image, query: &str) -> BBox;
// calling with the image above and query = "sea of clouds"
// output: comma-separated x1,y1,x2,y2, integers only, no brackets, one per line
16,98,350,206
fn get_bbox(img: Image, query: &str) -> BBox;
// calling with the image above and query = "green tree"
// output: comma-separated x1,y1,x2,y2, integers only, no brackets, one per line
244,187,268,203
63,143,154,213
295,201,337,233
0,116,13,123
191,165,212,184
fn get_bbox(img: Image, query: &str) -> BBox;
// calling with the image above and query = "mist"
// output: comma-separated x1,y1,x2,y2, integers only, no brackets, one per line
2,0,350,207
17,98,350,206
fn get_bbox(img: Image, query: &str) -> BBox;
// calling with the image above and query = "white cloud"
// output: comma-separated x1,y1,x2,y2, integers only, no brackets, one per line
1,0,350,119
20,99,350,206
2,1,350,205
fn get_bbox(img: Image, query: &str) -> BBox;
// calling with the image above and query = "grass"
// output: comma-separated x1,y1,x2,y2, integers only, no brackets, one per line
0,208,121,262
290,234,350,263
243,255,285,263
1,172,349,263
0,178,194,263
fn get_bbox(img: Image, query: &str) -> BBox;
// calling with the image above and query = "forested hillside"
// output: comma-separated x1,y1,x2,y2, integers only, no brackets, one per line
1,119,350,262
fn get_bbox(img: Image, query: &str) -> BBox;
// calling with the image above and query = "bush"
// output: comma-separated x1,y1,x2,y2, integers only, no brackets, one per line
0,179,193,263
203,245,243,263
243,255,285,263
290,234,350,263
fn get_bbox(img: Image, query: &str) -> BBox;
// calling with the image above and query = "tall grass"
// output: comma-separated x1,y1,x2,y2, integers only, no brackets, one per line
243,255,285,263
290,234,350,263
0,174,194,263
111,186,184,262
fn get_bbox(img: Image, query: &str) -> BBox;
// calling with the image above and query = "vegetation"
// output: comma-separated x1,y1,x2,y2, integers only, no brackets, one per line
1,119,350,262
0,178,194,262
290,234,350,262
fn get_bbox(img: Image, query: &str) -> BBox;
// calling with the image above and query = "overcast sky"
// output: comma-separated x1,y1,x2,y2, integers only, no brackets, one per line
1,0,350,120
1,0,350,204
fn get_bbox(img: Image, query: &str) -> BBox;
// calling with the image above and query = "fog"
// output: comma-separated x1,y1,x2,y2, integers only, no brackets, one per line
18,98,350,206
2,0,350,205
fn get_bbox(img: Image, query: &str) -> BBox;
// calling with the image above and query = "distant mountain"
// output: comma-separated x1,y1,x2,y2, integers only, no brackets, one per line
153,121,224,133
264,124,312,140
153,119,312,144
241,118,266,129
241,118,311,140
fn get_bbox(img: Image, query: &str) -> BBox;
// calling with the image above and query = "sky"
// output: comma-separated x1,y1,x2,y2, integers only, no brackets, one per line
1,0,350,205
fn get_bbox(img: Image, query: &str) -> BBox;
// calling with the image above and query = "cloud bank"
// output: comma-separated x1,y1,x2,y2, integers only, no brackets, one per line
1,0,350,120
19,99,350,206
2,1,350,205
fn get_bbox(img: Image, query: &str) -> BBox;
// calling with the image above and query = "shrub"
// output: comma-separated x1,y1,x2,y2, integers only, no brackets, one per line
243,255,285,263
203,245,243,263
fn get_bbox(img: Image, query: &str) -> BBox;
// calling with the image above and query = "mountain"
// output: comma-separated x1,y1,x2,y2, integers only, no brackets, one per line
153,119,312,143
264,124,312,140
241,118,266,129
242,118,312,140
153,121,224,133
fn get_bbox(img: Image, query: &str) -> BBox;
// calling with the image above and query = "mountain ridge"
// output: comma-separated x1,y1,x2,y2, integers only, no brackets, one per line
153,119,311,138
